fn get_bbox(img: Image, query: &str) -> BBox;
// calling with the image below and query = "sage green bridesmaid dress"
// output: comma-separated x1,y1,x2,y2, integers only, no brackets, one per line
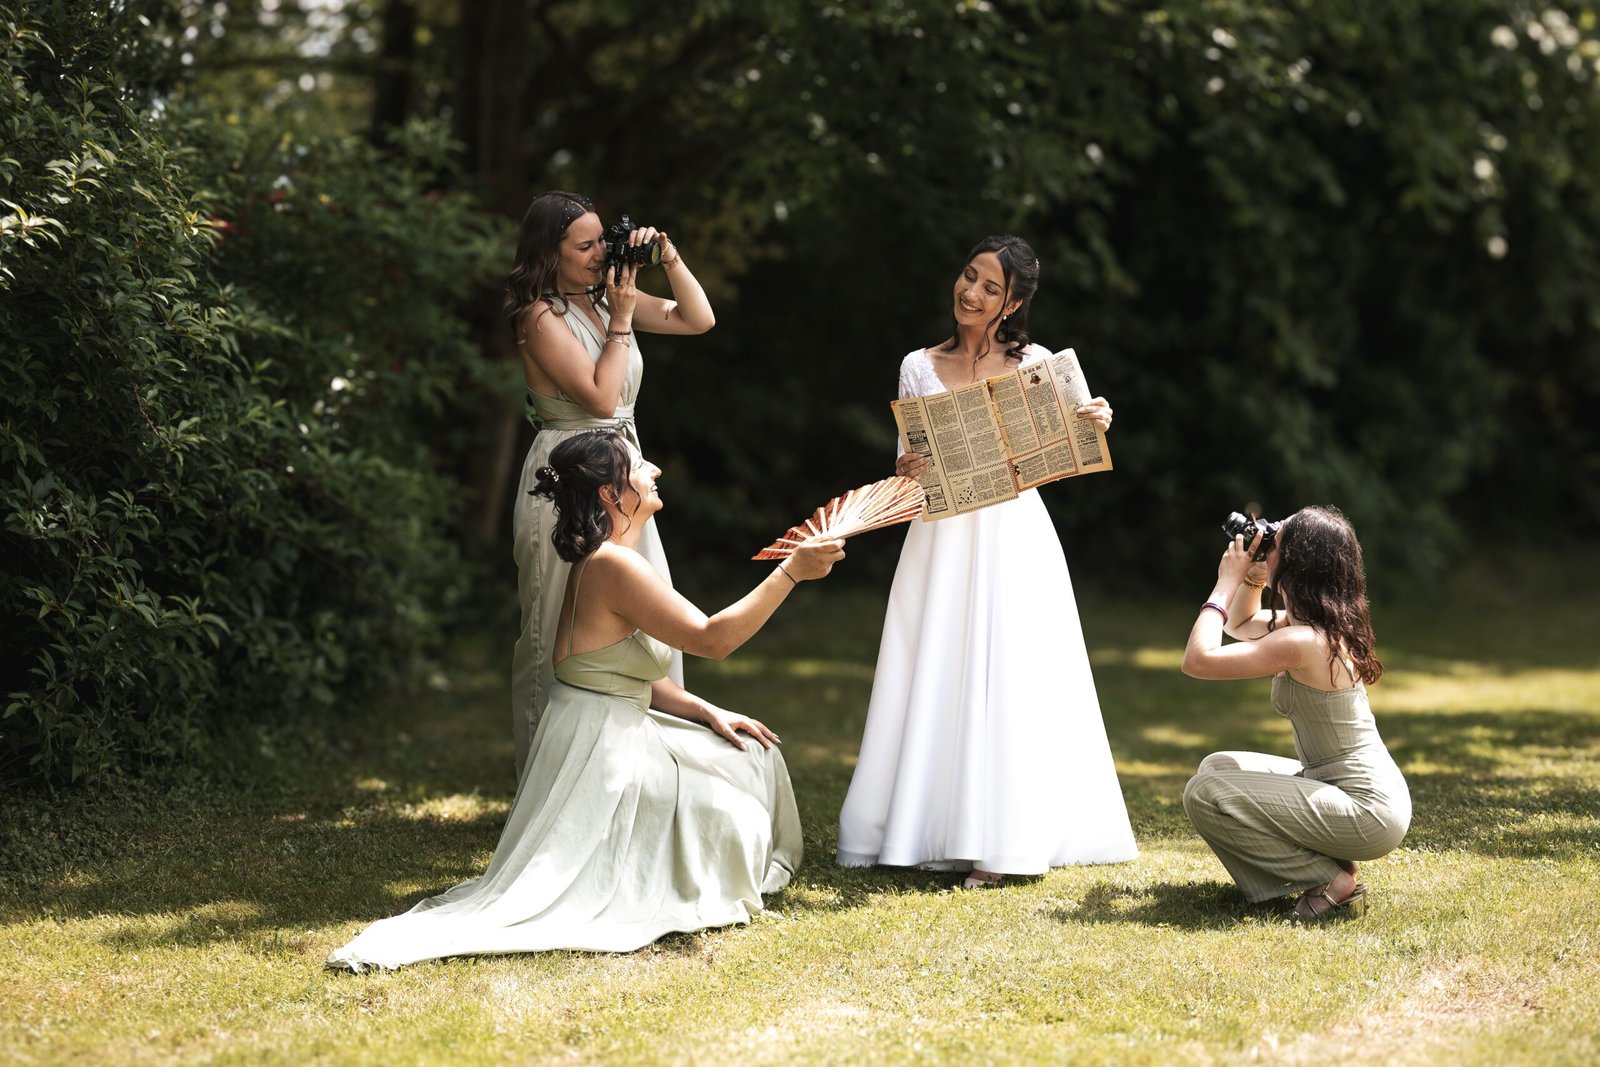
511,298,683,778
328,562,802,970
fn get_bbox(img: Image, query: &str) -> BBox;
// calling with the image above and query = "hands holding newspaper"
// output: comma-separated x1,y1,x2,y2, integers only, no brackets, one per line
1077,396,1114,433
893,393,1115,480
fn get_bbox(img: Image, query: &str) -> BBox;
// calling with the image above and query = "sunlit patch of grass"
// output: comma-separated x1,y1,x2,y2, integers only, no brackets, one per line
395,793,508,824
1379,665,1600,712
1091,645,1187,670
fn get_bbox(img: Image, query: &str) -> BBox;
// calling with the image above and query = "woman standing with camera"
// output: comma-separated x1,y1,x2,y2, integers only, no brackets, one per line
835,235,1139,886
1181,506,1410,919
504,191,715,778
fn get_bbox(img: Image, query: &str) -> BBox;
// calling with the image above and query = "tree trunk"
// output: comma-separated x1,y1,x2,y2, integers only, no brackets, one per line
370,0,417,144
456,0,536,546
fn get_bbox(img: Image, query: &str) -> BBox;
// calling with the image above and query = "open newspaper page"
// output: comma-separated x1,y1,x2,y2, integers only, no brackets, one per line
892,347,1112,521
891,380,1018,520
991,348,1112,491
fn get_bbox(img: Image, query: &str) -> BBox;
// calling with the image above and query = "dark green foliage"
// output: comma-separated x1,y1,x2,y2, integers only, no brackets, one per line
405,0,1600,580
0,3,500,786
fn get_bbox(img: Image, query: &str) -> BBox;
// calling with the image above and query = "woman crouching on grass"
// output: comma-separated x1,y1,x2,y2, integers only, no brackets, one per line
1180,505,1410,920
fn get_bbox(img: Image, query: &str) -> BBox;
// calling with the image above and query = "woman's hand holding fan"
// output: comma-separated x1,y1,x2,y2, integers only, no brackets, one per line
753,476,926,560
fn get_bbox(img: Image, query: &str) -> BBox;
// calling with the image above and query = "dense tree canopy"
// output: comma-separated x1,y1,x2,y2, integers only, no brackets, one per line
4,0,1598,785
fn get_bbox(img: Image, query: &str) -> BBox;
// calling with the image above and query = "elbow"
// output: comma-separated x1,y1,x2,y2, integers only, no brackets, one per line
579,398,619,419
1180,651,1207,679
683,632,736,661
689,311,715,335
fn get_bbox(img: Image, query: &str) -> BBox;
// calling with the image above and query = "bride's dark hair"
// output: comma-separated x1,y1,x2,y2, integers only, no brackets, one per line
528,431,640,562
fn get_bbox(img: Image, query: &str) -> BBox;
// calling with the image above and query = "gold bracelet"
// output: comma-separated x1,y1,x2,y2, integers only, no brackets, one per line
662,255,682,271
605,329,631,348
1242,576,1266,590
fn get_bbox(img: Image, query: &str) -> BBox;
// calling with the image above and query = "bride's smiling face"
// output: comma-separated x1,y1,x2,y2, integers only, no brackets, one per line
952,251,1019,329
555,211,605,294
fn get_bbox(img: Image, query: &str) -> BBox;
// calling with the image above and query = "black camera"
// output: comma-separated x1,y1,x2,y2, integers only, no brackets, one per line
602,214,662,282
1222,511,1281,562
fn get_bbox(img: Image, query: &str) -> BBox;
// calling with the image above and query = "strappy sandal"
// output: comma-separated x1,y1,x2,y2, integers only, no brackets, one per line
1289,881,1368,921
961,869,1008,889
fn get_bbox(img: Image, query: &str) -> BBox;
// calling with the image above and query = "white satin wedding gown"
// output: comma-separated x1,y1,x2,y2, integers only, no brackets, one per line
836,345,1139,874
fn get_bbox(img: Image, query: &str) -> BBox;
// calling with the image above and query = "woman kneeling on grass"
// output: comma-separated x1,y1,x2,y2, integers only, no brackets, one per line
327,430,845,971
1180,505,1410,920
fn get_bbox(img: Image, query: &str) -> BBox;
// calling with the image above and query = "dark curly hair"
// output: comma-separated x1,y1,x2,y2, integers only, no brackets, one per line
942,234,1040,363
1264,505,1383,686
527,431,640,562
503,190,601,330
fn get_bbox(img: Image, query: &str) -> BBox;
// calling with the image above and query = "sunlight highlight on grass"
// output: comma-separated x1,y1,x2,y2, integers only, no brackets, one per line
1378,665,1600,713
1091,646,1186,670
397,793,507,823
1138,724,1212,750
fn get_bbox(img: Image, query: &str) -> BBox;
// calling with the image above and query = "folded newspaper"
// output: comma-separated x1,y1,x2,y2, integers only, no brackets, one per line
891,348,1112,521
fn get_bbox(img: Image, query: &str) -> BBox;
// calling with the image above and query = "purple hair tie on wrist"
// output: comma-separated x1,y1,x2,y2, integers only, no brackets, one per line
1199,602,1228,625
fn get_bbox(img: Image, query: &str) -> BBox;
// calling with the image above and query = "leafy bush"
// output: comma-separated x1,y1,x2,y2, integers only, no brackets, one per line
0,3,500,787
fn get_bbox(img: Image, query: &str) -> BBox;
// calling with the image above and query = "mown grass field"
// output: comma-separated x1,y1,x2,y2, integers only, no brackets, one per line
3,548,1597,1065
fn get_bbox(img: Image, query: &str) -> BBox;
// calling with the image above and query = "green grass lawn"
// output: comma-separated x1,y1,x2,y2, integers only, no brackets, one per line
3,548,1598,1065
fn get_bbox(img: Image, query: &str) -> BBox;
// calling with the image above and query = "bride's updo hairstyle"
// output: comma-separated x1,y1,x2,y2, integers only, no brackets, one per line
528,431,640,563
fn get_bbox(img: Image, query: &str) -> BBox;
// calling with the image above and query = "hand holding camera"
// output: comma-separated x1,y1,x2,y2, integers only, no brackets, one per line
1222,511,1280,563
603,214,664,285
1220,510,1276,589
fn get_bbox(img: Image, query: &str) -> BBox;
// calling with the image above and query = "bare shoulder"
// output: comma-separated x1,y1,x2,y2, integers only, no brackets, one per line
586,543,659,585
1271,622,1335,662
522,298,566,336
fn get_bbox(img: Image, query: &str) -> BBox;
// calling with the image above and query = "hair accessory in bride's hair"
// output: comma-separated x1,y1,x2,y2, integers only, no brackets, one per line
752,476,925,559
529,464,562,498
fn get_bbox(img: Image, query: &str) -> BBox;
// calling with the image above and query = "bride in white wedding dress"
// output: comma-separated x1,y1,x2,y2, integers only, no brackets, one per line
836,235,1139,887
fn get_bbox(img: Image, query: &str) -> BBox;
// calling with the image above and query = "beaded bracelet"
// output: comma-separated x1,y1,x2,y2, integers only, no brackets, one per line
1242,576,1267,590
1199,602,1229,625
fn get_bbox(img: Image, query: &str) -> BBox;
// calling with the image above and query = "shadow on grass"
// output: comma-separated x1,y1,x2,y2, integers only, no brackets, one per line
1050,879,1285,930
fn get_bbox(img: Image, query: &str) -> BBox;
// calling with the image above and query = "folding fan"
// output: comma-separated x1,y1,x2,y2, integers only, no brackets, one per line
752,476,926,559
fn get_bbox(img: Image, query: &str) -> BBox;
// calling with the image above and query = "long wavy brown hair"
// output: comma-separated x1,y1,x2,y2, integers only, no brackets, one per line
1265,505,1383,686
503,190,598,331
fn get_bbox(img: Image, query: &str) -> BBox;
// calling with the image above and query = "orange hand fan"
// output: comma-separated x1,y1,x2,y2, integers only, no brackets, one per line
752,476,926,559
